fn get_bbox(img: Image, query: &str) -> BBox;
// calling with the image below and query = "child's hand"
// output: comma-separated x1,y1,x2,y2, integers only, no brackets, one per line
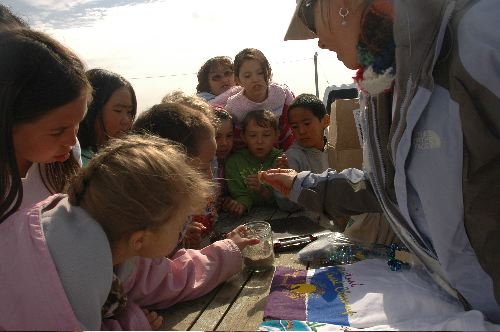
143,308,163,330
226,225,260,251
274,153,289,169
245,174,261,192
184,222,205,249
247,174,272,198
222,197,238,212
224,199,246,216
258,168,297,197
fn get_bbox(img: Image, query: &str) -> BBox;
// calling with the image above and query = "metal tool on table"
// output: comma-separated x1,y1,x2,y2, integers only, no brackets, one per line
273,230,332,252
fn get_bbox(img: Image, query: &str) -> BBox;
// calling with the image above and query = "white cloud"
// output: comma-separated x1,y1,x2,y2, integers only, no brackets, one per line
19,0,355,112
16,0,99,11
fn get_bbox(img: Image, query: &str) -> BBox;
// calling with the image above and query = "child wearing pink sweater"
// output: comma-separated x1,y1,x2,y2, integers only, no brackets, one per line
0,135,258,330
210,48,296,151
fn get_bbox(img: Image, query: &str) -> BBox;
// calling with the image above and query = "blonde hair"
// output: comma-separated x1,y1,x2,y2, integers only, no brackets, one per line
67,134,213,243
161,90,218,127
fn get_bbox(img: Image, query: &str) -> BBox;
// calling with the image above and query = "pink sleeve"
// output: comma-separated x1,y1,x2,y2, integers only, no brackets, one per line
209,86,243,108
122,239,242,310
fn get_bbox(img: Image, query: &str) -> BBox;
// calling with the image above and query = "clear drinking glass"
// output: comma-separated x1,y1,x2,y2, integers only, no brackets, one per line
241,221,275,272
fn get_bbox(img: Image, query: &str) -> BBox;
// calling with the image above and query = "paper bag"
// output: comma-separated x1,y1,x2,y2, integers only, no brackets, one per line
327,99,363,171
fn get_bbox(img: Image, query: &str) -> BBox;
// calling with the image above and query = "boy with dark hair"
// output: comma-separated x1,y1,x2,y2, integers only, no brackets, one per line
285,93,330,173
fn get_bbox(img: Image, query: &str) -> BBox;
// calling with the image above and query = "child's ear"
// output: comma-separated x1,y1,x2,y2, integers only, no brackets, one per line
128,230,148,252
321,114,331,129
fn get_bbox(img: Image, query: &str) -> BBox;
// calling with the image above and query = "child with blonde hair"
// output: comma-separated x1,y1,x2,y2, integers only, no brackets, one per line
161,90,216,122
210,48,296,151
161,90,219,175
0,135,257,330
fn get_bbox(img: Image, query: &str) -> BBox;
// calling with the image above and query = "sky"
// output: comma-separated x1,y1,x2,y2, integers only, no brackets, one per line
4,0,356,113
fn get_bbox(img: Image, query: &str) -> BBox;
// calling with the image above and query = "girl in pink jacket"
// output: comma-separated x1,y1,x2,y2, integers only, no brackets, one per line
210,48,296,151
0,135,258,330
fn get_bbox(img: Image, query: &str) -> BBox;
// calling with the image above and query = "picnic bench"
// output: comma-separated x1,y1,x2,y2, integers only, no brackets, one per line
160,206,335,331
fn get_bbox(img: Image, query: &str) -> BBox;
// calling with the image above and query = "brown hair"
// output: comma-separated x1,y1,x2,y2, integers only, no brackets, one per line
196,56,233,94
78,68,137,153
67,134,213,243
241,109,278,133
234,48,272,83
133,102,214,157
0,29,90,223
213,107,234,129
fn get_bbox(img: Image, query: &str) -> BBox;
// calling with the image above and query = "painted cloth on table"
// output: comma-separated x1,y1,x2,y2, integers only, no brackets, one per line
263,259,471,329
210,83,295,151
225,148,282,212
260,310,500,331
260,320,349,331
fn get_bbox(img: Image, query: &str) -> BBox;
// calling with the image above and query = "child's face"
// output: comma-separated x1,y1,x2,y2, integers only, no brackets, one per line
140,212,187,259
242,119,278,161
208,64,235,96
193,131,217,175
12,93,88,176
236,59,268,102
289,107,329,150
215,119,234,159
98,86,134,144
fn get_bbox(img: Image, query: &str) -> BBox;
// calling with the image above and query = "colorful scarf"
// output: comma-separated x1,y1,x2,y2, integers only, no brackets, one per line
353,0,396,96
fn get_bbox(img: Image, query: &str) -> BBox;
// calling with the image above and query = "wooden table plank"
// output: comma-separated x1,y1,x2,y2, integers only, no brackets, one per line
269,208,291,221
215,251,305,331
160,283,222,331
189,269,251,331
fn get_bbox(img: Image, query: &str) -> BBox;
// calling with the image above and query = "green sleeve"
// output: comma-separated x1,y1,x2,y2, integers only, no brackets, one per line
225,155,253,212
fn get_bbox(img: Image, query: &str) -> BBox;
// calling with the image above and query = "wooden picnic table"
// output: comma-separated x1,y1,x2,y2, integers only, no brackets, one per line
160,206,336,331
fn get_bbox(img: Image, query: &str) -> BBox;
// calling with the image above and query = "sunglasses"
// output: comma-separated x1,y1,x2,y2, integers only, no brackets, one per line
299,0,318,34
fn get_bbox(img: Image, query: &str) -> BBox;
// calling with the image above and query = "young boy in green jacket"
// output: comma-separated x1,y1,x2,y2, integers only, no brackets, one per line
225,110,282,215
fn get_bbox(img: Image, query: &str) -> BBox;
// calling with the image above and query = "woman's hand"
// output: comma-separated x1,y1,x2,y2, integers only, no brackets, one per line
143,309,163,330
258,168,297,197
226,225,260,251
